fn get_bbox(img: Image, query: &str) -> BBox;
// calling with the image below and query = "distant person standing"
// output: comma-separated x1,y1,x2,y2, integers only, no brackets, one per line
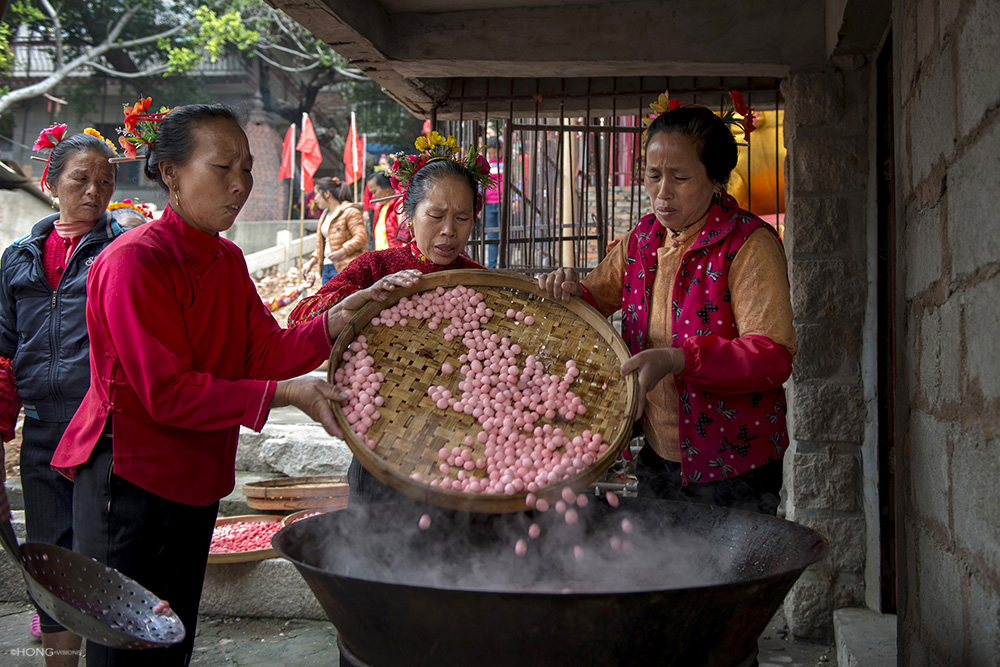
302,177,367,284
363,155,394,251
108,198,154,229
368,171,405,250
483,137,503,269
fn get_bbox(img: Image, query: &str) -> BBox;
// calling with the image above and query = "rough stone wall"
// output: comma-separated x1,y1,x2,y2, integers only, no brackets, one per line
895,0,1000,663
780,62,871,639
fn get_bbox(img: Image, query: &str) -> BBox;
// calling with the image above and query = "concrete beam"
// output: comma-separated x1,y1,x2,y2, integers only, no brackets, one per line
826,0,892,56
269,0,825,117
386,0,825,78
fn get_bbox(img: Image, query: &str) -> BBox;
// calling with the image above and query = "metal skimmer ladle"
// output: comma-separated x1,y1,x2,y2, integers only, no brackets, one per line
0,516,185,649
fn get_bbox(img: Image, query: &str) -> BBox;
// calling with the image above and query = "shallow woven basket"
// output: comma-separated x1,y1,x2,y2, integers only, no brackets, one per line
329,269,639,513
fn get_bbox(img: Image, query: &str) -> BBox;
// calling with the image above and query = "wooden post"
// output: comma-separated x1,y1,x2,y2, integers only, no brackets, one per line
298,188,306,268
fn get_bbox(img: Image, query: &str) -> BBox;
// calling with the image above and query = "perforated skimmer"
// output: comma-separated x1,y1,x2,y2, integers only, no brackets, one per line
0,517,185,649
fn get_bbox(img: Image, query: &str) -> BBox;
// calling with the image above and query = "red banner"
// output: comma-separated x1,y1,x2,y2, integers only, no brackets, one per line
278,124,295,180
343,111,364,185
296,114,322,191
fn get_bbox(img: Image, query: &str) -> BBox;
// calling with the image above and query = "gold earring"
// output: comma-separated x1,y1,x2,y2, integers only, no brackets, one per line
173,186,180,209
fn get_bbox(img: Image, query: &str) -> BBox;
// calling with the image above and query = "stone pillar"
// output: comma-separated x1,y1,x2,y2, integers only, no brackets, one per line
780,62,870,639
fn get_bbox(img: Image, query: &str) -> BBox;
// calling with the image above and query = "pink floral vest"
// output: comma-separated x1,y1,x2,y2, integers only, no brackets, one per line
623,194,788,484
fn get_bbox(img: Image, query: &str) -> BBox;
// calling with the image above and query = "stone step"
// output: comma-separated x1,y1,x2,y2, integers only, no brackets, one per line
834,607,897,666
0,511,29,604
5,475,22,512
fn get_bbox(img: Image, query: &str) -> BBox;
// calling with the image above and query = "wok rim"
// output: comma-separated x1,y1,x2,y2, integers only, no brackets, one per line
272,499,829,598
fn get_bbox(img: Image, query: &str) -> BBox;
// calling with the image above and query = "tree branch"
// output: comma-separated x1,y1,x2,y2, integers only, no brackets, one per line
251,49,320,73
88,61,168,77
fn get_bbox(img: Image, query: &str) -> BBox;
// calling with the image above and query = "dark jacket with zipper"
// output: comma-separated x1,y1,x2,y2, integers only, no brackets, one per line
0,211,123,422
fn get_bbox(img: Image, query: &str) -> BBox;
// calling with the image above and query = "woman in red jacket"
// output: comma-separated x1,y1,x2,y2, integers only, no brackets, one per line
51,103,378,666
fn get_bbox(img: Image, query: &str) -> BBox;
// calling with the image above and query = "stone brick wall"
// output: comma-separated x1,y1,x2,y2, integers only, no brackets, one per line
895,0,1000,663
780,64,871,639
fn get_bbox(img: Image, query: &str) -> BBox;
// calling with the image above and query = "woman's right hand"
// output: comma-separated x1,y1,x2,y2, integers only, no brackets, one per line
272,377,348,437
538,268,581,303
343,270,422,311
324,270,423,340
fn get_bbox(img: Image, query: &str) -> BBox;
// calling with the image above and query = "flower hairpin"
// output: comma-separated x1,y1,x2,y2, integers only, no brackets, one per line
643,89,759,142
108,198,153,220
389,132,495,195
114,96,173,162
30,123,68,192
83,128,118,154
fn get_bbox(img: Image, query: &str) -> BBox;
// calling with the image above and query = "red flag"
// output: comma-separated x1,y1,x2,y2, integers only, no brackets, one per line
343,111,364,185
296,113,322,191
278,124,295,180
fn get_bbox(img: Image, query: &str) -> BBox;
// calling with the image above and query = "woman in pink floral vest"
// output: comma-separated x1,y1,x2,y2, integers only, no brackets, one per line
539,103,795,515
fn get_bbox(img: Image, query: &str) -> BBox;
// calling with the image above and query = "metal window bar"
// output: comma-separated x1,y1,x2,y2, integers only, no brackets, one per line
437,77,782,276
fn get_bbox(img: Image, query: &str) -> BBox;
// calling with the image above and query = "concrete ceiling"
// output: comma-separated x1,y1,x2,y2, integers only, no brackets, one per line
265,0,866,118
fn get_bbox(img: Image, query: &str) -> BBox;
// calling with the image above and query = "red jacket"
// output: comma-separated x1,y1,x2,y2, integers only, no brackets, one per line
51,206,332,505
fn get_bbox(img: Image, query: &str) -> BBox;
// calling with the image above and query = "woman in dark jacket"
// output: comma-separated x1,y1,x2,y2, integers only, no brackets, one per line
0,128,121,665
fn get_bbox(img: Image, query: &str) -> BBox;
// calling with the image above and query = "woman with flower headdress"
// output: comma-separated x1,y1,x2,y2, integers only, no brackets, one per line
288,131,494,504
108,198,155,229
539,95,796,516
302,177,367,284
0,124,123,665
50,102,363,666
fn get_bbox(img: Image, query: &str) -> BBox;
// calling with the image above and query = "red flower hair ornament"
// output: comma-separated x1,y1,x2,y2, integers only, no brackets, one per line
645,89,759,142
31,123,68,192
115,95,173,162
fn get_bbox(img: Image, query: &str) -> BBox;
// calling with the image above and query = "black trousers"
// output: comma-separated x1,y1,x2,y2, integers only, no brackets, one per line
73,436,218,666
635,443,783,516
20,417,74,633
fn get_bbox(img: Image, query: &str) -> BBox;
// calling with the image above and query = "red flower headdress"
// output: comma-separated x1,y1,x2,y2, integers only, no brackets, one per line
388,132,495,213
31,123,68,192
645,89,759,142
115,96,173,161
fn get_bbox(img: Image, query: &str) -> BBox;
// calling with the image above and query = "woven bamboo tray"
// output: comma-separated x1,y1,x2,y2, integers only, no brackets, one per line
329,269,639,513
242,475,349,512
206,515,282,564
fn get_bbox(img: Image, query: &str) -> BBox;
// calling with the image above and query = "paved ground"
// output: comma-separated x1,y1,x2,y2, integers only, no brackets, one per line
0,601,834,666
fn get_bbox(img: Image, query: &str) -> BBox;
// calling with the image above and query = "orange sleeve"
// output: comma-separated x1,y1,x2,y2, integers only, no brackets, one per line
579,227,631,318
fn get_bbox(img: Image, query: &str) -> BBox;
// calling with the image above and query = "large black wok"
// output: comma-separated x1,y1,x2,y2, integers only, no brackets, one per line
273,498,826,667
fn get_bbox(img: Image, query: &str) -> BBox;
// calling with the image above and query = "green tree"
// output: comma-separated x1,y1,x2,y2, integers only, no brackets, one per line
0,0,264,117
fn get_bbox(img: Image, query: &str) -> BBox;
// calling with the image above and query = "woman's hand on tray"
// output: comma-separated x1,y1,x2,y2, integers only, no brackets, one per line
272,377,348,437
325,270,424,338
620,348,686,419
538,267,581,303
